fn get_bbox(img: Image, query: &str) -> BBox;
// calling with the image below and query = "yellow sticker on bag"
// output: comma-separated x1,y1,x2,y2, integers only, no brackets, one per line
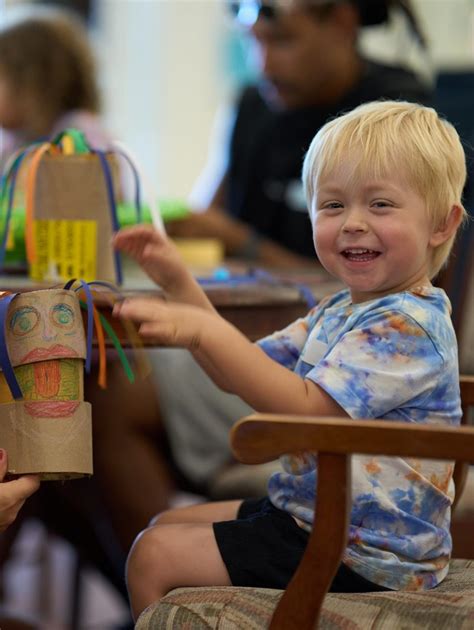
29,219,97,282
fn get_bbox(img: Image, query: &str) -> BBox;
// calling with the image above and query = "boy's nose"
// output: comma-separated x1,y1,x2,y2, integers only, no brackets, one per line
342,211,369,233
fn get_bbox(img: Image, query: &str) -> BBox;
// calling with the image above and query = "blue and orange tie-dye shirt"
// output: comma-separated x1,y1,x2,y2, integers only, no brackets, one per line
258,286,461,591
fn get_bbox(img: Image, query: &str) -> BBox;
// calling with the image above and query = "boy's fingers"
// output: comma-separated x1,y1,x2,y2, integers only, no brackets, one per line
117,298,165,322
113,224,158,247
0,449,7,481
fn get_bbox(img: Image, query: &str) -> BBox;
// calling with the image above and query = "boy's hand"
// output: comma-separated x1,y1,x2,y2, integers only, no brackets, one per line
114,297,213,350
0,449,40,532
113,225,190,294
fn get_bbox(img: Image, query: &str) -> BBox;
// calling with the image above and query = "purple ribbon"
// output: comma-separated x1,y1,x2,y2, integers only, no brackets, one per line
64,279,94,373
0,293,22,399
92,150,123,285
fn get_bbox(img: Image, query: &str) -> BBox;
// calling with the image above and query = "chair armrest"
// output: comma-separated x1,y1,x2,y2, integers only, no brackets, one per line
230,415,474,630
231,415,474,465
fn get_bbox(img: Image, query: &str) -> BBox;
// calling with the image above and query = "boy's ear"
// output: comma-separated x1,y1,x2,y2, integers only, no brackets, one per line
429,205,464,247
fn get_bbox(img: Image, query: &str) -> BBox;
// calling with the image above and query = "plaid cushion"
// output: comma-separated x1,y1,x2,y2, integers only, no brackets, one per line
136,559,474,629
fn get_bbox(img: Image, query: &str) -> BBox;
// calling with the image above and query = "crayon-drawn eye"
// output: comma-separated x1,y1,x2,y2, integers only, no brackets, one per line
50,303,75,329
10,307,40,336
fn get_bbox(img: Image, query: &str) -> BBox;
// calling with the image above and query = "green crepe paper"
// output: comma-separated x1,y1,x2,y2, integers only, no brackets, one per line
79,299,135,384
52,129,90,154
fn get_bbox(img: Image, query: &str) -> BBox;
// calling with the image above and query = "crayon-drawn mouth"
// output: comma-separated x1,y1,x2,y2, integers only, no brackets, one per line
19,344,79,364
24,401,80,418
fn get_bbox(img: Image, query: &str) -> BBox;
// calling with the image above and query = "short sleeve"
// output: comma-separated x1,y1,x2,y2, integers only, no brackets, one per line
257,310,316,370
306,309,444,418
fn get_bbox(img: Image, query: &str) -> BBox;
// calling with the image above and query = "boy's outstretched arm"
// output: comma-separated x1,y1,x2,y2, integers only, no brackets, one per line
113,225,216,313
114,298,346,418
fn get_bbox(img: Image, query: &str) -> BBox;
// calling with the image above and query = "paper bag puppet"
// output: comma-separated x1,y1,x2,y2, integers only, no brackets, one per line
0,129,144,284
0,288,92,479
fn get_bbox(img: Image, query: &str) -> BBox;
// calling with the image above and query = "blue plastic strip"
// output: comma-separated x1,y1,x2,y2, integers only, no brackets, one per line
0,293,22,399
0,147,34,271
64,279,94,373
92,150,123,284
87,280,124,297
197,268,318,310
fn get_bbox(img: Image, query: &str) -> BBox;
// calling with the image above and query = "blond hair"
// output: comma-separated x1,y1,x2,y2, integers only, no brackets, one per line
0,10,99,137
302,100,467,278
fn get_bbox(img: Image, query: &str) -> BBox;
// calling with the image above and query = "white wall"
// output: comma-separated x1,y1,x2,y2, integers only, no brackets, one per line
360,0,474,80
95,0,230,200
3,0,474,200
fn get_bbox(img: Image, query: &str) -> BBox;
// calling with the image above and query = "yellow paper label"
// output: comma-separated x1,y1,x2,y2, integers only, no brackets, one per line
29,219,97,282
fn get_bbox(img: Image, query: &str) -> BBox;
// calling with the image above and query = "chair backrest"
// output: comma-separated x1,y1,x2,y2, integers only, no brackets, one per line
231,375,474,629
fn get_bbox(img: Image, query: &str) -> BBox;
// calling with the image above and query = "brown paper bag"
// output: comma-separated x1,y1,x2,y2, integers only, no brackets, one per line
29,153,121,283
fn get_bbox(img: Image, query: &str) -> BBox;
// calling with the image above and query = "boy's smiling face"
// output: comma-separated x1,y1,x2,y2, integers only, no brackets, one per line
313,164,447,304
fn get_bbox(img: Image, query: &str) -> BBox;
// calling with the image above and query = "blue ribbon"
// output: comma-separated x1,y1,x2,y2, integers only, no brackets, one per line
64,279,94,373
92,150,123,285
0,146,36,271
197,268,318,310
0,293,22,399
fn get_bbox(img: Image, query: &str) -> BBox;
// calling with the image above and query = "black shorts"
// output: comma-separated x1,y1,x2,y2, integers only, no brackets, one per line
213,497,390,592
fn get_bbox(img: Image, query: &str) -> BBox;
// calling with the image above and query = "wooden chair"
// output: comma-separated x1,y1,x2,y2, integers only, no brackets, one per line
136,375,474,629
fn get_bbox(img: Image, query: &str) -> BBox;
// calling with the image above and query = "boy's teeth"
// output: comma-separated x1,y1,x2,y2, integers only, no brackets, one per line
343,248,379,261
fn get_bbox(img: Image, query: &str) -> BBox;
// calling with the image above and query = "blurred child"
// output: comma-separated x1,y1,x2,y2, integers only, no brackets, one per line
113,100,466,619
0,9,111,167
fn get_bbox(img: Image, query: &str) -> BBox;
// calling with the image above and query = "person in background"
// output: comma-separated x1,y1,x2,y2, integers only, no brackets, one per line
169,0,431,268
90,0,434,558
115,100,466,618
0,8,111,168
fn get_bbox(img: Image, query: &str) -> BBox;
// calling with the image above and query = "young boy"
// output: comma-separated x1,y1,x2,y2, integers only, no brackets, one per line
113,100,467,619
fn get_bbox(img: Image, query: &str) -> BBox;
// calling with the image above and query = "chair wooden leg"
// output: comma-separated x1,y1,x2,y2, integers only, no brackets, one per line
270,453,351,629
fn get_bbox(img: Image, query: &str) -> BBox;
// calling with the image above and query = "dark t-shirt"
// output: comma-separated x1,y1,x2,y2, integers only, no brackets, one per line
227,59,432,258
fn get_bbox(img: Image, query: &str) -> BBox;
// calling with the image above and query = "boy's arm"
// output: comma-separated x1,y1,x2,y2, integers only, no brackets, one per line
115,298,347,418
113,225,216,313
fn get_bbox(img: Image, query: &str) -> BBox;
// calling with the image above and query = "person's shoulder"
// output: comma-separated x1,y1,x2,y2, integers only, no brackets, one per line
357,287,456,349
356,286,450,318
357,59,433,105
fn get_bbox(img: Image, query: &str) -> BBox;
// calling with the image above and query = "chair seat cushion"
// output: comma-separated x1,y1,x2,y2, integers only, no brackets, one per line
135,559,474,629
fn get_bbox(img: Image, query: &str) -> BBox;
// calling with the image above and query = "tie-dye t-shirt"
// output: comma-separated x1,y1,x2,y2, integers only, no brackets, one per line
258,286,461,591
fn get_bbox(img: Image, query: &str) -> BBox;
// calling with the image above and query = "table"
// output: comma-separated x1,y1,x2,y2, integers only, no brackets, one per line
0,263,342,342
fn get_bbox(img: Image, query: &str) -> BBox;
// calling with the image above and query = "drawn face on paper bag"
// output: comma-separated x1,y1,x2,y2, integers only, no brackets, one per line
6,289,86,367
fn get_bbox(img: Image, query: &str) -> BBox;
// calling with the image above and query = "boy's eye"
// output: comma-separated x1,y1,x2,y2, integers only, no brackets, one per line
371,200,392,209
319,201,343,211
